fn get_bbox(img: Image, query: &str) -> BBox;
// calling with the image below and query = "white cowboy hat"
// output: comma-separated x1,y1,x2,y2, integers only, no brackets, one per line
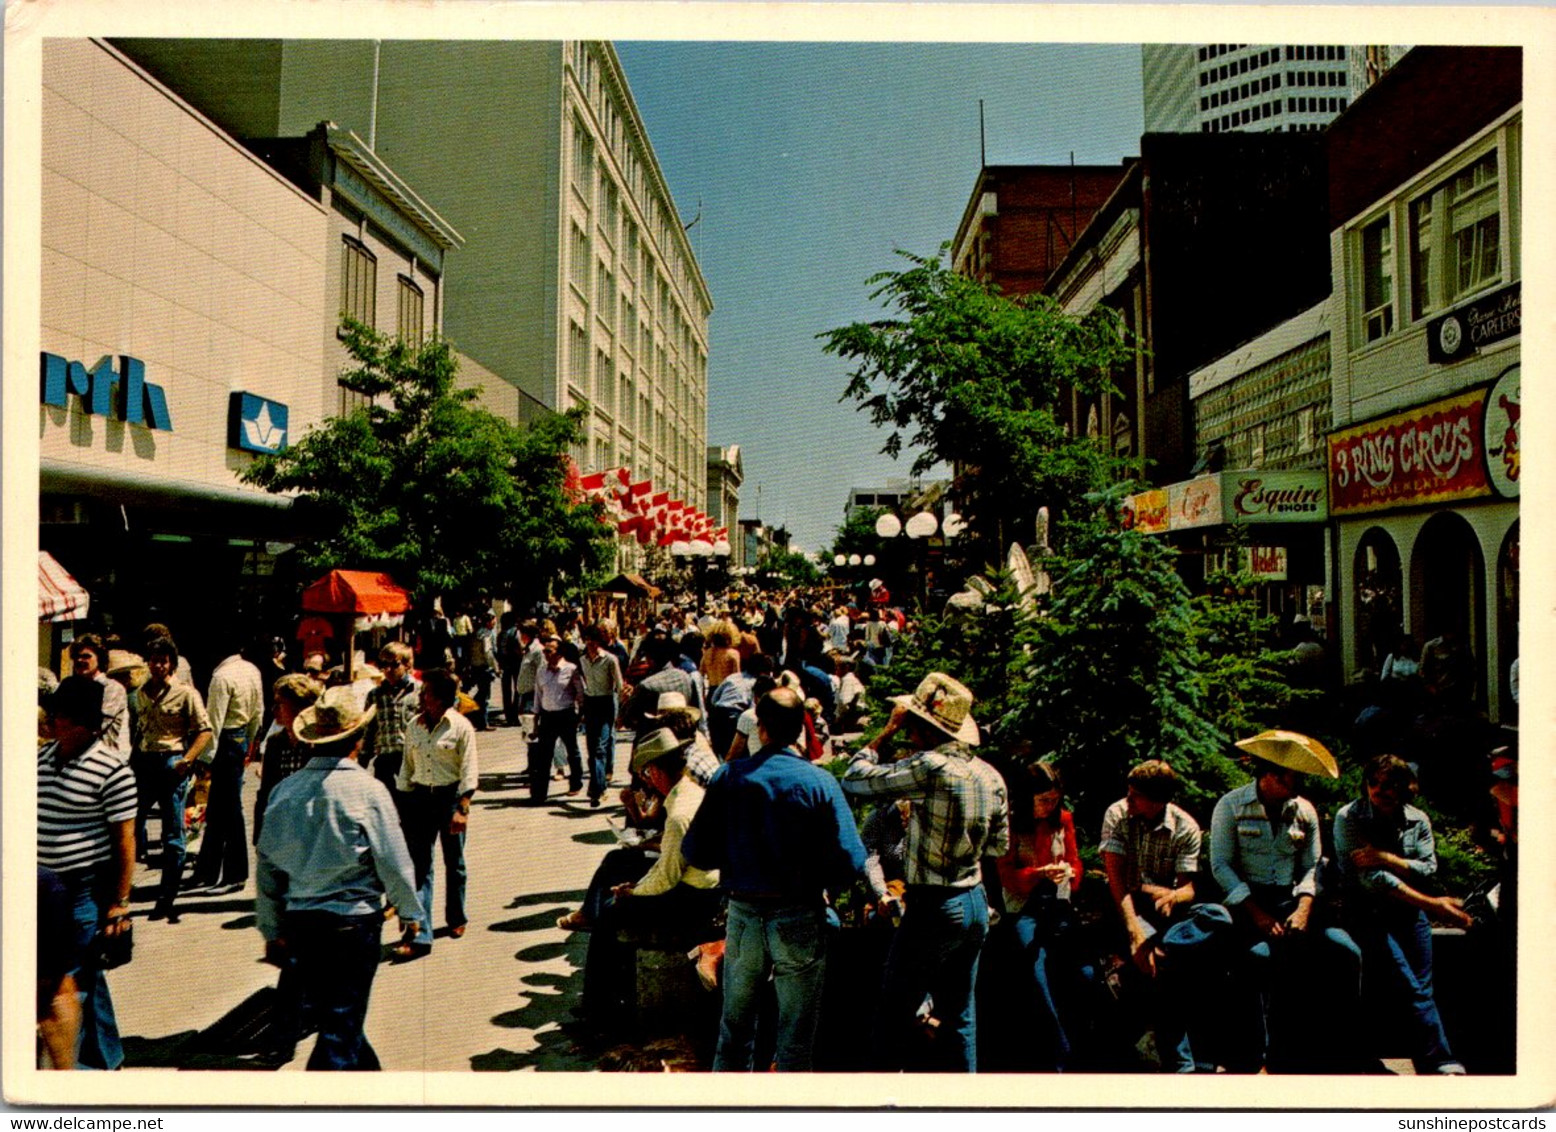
890,672,980,746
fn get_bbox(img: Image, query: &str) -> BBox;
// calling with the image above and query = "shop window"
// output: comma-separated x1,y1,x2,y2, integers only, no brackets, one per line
339,236,376,329
1359,214,1394,343
1354,529,1403,673
396,275,424,345
1410,149,1502,319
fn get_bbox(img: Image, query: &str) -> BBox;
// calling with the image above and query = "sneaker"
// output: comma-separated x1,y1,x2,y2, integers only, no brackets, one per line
1434,1062,1469,1075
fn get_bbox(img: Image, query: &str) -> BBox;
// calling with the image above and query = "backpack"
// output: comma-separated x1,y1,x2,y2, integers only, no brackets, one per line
707,671,757,758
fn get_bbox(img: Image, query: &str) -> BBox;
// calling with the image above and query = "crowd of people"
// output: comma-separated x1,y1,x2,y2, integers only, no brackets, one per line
35,587,1515,1076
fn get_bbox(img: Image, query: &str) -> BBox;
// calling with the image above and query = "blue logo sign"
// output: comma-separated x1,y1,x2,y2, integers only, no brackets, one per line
41,353,172,430
229,392,289,454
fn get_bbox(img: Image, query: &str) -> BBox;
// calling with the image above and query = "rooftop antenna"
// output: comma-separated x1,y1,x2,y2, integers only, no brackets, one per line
979,99,987,167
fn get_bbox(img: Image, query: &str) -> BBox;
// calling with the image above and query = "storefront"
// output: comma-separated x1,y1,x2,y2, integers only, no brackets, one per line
1328,365,1520,722
1125,468,1330,628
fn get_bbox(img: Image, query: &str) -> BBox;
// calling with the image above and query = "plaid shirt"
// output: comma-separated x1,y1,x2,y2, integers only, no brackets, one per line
367,675,421,768
1099,798,1202,891
685,733,721,788
843,740,1010,888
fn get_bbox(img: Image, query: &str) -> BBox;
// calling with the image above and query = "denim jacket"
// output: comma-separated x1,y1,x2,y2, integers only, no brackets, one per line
1209,780,1321,906
1333,795,1436,898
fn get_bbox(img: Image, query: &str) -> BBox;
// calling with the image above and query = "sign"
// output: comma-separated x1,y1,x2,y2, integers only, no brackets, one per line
1168,475,1223,531
1328,389,1491,515
332,159,445,270
1122,489,1169,534
1223,470,1328,523
229,392,290,454
1427,282,1520,364
1248,545,1289,581
1482,364,1520,499
40,352,172,430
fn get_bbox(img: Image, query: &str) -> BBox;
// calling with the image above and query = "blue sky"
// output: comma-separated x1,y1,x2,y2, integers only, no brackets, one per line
614,42,1146,552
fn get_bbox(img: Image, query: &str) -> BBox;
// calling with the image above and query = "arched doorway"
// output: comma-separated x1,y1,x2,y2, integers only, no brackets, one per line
1353,527,1402,674
1410,511,1486,706
1497,520,1519,721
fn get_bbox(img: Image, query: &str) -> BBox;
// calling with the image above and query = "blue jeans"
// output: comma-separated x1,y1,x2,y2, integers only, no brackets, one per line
876,883,989,1072
1011,894,1095,1071
1357,908,1457,1072
136,753,190,906
192,729,249,886
580,847,651,924
469,666,495,728
284,911,384,1070
59,867,123,1070
583,695,617,800
530,708,582,799
400,785,466,947
714,899,829,1072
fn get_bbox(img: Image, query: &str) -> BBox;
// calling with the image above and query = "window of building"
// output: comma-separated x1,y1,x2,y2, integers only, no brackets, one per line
597,264,616,328
572,115,594,202
600,176,619,246
340,236,376,328
396,275,424,344
570,223,591,297
595,349,614,416
1295,405,1317,453
569,321,590,391
623,218,638,271
1360,214,1394,342
1248,422,1266,466
1410,148,1502,319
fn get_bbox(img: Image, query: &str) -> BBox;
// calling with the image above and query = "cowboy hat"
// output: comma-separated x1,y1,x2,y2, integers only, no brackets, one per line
646,691,701,723
294,685,378,747
1233,729,1339,779
890,672,980,746
105,649,150,689
630,727,693,776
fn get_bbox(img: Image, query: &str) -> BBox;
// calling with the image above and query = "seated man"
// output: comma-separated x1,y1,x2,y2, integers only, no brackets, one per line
1100,759,1231,1073
574,728,723,1029
1210,735,1363,1073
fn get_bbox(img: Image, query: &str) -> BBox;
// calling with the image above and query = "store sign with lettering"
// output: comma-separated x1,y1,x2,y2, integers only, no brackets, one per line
40,353,172,430
1327,389,1490,515
1427,282,1520,364
1224,471,1328,523
1122,489,1169,534
1482,364,1520,499
229,392,290,454
1168,475,1222,530
1248,546,1289,580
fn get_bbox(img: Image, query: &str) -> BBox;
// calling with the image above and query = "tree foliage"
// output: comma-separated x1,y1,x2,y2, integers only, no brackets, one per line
830,505,887,560
819,246,1141,564
240,321,612,604
755,546,822,589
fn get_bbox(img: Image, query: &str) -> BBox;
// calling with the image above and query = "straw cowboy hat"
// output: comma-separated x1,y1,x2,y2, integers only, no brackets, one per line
1233,729,1339,779
294,685,378,747
891,672,980,746
630,727,693,776
106,649,150,690
647,691,701,723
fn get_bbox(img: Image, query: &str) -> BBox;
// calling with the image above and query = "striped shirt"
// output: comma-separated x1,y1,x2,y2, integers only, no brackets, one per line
843,740,1010,888
38,741,139,873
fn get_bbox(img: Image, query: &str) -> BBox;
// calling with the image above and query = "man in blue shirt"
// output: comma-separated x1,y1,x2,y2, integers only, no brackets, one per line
256,686,423,1070
682,687,867,1072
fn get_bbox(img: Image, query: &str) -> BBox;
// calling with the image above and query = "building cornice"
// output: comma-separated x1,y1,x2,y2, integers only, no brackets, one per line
324,124,464,251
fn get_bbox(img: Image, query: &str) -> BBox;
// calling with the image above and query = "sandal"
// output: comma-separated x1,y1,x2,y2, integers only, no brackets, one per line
556,910,590,932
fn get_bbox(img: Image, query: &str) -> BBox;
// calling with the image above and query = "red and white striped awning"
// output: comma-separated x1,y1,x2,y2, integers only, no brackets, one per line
39,551,90,623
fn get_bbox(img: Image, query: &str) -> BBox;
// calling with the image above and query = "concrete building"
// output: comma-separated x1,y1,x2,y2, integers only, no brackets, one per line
705,444,744,567
1044,132,1331,487
113,38,712,508
38,39,460,674
843,478,949,522
950,164,1131,297
1324,46,1521,721
1142,43,1405,136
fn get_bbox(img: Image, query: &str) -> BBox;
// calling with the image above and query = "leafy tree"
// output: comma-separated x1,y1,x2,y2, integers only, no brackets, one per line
240,321,612,604
819,245,1141,566
1009,485,1239,830
1190,568,1316,741
830,505,887,560
755,546,822,589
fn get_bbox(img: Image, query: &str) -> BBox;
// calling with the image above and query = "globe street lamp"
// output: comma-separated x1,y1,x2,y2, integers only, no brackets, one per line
672,538,725,614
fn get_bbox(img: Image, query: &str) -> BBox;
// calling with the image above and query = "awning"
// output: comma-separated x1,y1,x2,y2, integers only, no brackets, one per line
40,551,90,622
300,569,412,615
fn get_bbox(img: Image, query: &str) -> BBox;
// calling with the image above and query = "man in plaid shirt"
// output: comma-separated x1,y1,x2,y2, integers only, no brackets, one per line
844,672,1009,1072
1099,759,1231,1072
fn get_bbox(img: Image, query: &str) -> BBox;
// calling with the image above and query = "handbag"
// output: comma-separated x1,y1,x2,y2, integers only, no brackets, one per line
91,919,134,970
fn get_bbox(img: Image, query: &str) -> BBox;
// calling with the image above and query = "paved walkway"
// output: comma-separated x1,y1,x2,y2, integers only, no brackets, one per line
112,722,623,1072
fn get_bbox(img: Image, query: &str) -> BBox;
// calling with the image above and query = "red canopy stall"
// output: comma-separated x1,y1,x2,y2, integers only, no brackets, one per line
299,570,412,678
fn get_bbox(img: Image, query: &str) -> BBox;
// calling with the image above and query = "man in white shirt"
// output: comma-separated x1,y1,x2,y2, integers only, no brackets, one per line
529,635,585,803
392,668,478,958
190,638,265,894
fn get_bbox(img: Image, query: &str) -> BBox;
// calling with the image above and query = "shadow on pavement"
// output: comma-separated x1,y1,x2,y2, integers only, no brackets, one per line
221,914,257,931
490,909,572,933
515,940,570,963
570,829,616,846
503,888,586,910
122,987,293,1071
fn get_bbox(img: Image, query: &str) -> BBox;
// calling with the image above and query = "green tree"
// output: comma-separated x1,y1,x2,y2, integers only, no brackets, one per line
1190,568,1316,741
819,245,1140,567
1011,485,1240,829
756,546,822,589
830,505,886,559
240,321,612,604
